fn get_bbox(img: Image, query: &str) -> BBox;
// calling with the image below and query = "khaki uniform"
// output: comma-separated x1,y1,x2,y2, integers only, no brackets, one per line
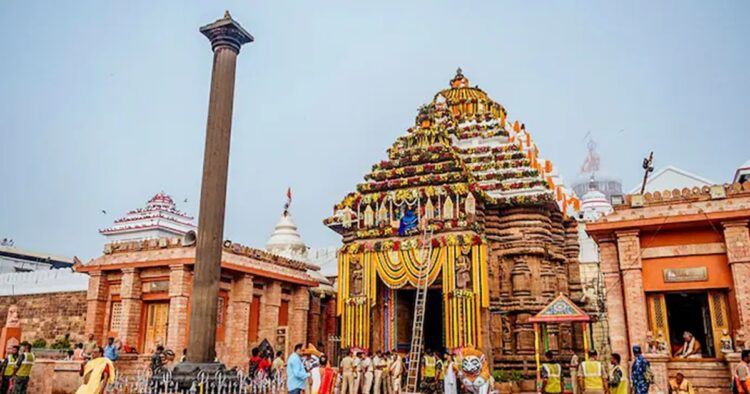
361,356,374,394
341,356,357,394
373,356,386,394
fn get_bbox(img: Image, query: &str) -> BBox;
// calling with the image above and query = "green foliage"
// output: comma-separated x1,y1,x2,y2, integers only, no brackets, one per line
31,338,47,349
50,334,72,350
492,370,524,383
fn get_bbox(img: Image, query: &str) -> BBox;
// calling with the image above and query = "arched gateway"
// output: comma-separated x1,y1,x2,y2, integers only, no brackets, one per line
325,70,588,370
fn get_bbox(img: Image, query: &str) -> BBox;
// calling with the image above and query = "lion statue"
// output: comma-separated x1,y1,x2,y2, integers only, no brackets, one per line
459,347,494,394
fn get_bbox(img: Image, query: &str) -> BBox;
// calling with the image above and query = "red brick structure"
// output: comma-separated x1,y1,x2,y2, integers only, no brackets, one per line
75,237,320,368
587,182,750,393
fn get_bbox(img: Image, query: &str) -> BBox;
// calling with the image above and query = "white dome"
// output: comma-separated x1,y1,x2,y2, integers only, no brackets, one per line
266,211,308,259
580,188,613,222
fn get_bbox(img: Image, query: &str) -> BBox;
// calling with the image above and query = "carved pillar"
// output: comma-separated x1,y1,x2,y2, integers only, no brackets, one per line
119,268,142,350
258,281,281,343
307,295,322,347
617,230,648,360
167,264,191,353
723,220,750,339
224,274,253,368
599,237,629,362
85,271,109,344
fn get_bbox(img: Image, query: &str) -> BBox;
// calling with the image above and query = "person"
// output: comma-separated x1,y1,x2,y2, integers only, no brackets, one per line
541,351,562,394
442,353,458,394
73,343,86,361
675,331,702,359
382,352,392,394
577,350,606,394
390,350,403,394
103,338,118,361
734,350,750,394
340,349,356,394
630,345,651,394
607,353,627,394
668,372,694,394
373,351,386,394
354,351,363,394
161,349,176,371
421,349,438,394
361,351,374,394
11,342,34,394
180,349,187,363
150,345,165,374
271,351,285,381
2,345,20,394
318,354,338,394
569,353,580,394
248,347,270,379
83,334,97,357
76,346,115,394
287,343,310,394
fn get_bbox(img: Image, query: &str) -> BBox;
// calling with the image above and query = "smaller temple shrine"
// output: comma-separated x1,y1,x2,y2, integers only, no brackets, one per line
99,192,197,243
78,192,327,369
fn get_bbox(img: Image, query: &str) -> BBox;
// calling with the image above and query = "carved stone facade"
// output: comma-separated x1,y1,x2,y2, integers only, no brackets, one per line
326,71,586,371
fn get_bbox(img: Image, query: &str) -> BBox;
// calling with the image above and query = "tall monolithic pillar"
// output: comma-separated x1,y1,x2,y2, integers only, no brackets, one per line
616,230,648,357
723,220,750,339
599,237,630,363
187,13,253,363
167,264,192,353
119,268,142,350
85,271,109,344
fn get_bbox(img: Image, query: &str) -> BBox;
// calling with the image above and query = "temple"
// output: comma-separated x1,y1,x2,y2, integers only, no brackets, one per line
325,70,586,370
99,192,197,243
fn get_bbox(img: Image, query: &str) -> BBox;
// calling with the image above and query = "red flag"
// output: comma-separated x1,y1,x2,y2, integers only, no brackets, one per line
287,187,292,205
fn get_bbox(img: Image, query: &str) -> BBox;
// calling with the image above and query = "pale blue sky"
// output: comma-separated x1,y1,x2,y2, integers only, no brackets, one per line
1,1,748,260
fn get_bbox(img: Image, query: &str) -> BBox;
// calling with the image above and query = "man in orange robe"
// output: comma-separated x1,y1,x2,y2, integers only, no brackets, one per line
318,354,338,394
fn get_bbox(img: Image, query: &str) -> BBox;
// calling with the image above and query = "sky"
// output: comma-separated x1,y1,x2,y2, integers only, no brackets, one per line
1,1,748,260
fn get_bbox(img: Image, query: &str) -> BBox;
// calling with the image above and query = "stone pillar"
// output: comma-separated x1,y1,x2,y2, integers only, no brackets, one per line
119,268,142,350
616,230,648,358
225,274,253,367
599,237,629,363
187,12,254,363
723,220,750,339
258,281,281,343
85,271,109,344
289,286,310,348
167,264,192,353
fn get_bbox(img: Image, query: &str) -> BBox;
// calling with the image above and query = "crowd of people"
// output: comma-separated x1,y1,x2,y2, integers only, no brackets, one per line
539,347,750,394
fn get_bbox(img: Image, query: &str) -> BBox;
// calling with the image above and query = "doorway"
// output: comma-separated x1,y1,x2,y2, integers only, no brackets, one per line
143,302,169,353
395,288,444,352
665,292,714,357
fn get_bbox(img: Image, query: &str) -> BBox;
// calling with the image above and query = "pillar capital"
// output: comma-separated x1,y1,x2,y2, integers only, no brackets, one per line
615,229,640,239
722,219,749,230
200,11,254,53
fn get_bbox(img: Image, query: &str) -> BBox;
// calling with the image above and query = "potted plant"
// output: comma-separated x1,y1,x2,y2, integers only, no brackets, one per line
509,370,524,393
492,370,512,394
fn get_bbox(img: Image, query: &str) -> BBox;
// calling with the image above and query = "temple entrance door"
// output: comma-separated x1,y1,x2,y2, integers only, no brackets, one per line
665,292,714,357
143,302,169,353
395,288,443,352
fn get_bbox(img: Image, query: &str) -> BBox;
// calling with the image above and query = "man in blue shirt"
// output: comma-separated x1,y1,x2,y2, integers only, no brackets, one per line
103,337,119,361
287,343,309,394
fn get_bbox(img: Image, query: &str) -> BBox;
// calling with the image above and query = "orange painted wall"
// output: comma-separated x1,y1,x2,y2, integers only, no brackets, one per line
642,254,732,292
640,227,723,248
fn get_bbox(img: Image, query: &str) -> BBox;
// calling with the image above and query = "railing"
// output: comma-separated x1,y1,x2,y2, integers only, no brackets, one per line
108,368,287,394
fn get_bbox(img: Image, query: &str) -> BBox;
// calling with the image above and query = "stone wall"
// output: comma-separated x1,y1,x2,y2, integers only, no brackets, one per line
0,291,87,345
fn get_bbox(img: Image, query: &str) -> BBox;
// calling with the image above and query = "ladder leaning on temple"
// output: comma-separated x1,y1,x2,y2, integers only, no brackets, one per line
404,227,434,394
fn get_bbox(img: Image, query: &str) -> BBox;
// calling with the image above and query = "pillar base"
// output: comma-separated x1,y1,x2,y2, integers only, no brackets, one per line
169,362,239,390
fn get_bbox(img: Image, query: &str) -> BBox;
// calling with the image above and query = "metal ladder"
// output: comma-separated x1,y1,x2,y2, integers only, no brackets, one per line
404,228,433,394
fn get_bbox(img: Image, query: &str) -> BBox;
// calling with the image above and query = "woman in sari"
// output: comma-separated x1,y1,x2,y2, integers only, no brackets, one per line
76,346,115,394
